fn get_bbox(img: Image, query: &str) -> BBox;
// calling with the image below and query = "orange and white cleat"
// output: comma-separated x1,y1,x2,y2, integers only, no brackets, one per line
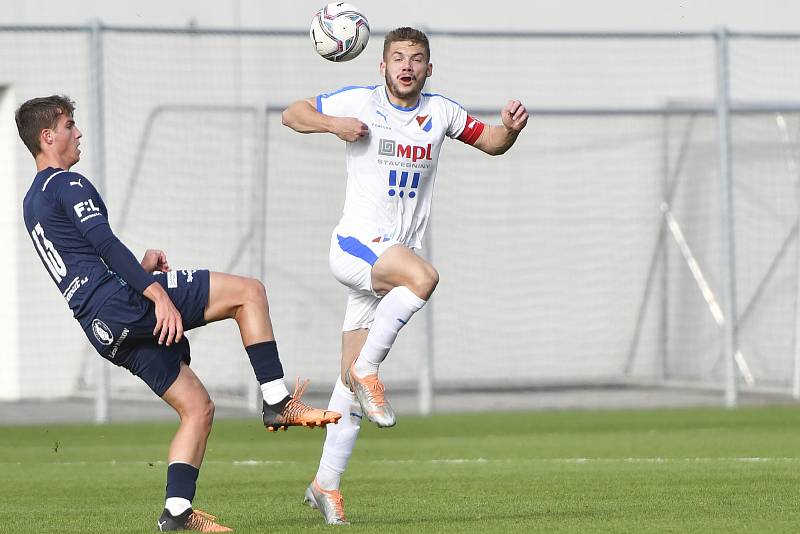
345,365,396,428
157,508,232,532
262,378,341,432
303,480,349,525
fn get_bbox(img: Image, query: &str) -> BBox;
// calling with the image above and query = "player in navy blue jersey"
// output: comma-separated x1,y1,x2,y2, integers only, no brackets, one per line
17,95,341,533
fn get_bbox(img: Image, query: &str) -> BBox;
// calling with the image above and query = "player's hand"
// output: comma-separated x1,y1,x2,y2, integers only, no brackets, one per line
501,100,529,133
153,294,184,346
141,249,171,273
332,117,369,142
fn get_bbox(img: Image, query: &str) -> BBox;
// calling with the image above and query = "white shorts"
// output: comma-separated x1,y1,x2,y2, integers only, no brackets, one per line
329,228,399,331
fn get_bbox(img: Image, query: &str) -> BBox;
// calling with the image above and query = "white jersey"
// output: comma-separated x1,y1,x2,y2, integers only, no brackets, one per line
317,85,482,250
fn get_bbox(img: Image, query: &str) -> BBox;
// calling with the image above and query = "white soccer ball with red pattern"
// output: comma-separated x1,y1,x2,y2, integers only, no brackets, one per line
310,3,370,62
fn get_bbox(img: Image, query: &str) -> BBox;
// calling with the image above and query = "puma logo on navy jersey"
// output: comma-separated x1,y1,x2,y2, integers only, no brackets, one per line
69,177,83,187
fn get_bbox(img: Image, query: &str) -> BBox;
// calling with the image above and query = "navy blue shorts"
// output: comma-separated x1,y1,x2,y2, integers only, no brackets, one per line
83,269,210,397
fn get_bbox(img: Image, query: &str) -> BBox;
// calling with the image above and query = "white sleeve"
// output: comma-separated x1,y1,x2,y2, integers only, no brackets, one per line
316,85,374,117
443,97,469,139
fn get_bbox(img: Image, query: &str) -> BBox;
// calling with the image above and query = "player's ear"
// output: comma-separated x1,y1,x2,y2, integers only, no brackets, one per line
427,63,433,78
380,61,386,77
41,128,53,146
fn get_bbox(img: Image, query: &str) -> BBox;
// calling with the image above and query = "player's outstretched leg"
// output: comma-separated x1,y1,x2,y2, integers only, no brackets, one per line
262,377,342,431
203,272,340,431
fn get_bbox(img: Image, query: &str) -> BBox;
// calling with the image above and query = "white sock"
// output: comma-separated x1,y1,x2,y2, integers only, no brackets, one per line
315,377,362,490
353,286,426,377
165,497,192,516
261,378,290,405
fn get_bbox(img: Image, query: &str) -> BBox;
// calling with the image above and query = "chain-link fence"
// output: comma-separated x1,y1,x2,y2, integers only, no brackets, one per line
3,25,800,420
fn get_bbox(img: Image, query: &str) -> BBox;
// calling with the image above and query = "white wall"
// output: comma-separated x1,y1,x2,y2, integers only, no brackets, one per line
0,0,799,33
2,3,800,402
0,86,19,400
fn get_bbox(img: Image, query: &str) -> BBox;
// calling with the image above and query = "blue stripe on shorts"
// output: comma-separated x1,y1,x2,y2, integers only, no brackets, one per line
337,234,378,266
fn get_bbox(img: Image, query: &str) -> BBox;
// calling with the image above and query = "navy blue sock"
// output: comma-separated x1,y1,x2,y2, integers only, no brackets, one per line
246,340,284,384
165,462,199,502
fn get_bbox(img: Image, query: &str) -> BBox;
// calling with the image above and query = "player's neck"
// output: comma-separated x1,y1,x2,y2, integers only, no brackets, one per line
35,154,71,173
385,87,420,110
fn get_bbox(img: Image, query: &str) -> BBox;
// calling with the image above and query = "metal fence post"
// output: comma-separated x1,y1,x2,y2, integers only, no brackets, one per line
794,156,800,399
794,216,800,398
419,225,434,415
90,19,110,423
715,26,739,408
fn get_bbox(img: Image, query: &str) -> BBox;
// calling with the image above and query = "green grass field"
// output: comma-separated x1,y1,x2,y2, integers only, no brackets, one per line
2,406,800,533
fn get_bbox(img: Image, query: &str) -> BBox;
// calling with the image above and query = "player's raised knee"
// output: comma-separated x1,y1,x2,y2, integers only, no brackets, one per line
409,264,439,299
243,277,269,308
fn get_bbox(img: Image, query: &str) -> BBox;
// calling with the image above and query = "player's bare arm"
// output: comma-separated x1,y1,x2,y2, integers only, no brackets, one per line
473,99,529,156
140,248,171,273
142,281,184,346
282,98,368,142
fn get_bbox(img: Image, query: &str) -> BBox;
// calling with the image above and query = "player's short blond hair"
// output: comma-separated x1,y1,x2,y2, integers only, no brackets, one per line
383,27,430,61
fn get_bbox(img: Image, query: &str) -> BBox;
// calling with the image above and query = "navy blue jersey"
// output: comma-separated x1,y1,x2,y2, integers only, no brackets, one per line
23,167,126,327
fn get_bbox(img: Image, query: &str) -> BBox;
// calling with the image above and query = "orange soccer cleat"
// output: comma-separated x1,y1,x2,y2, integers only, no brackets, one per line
157,508,232,532
345,365,396,428
262,378,342,432
303,479,349,525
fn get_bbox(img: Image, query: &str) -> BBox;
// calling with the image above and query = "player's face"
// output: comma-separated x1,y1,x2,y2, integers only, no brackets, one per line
50,114,82,166
381,41,432,105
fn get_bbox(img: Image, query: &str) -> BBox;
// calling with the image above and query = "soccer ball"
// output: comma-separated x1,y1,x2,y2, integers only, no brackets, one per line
310,3,370,62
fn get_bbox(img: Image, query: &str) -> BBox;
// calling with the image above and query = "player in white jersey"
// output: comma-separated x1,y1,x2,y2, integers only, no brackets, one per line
282,27,528,524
